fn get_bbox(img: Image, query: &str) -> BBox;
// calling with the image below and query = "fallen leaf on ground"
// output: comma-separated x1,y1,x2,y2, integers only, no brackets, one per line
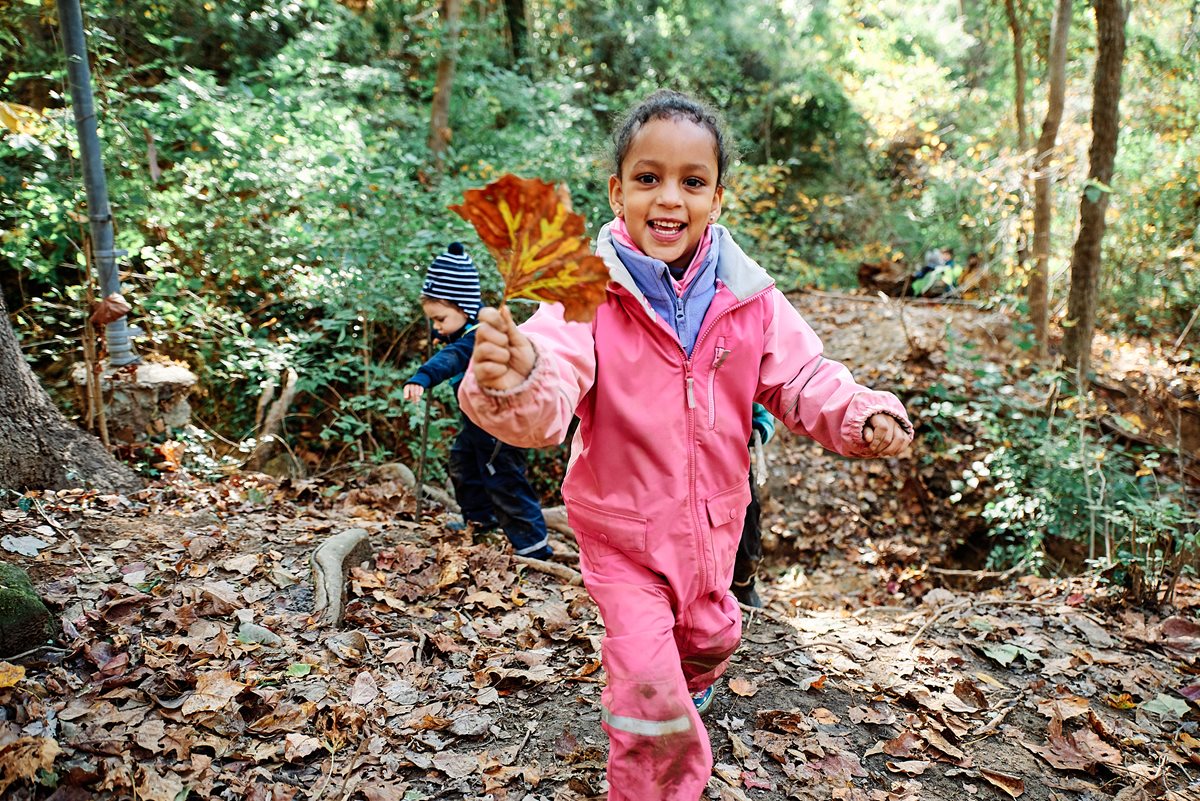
728,677,759,697
979,768,1025,798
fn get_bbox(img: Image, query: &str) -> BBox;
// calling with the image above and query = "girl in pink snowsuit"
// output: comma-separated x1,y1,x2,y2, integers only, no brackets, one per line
460,90,913,801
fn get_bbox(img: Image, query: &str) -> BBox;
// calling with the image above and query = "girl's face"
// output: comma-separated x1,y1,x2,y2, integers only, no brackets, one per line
609,117,723,271
421,298,468,337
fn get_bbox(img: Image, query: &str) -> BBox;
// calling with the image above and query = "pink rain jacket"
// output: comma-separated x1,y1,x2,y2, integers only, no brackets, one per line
460,224,912,600
460,224,912,799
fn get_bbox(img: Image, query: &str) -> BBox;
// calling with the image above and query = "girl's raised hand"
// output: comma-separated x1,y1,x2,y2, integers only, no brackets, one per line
473,305,536,391
402,384,424,403
863,413,909,457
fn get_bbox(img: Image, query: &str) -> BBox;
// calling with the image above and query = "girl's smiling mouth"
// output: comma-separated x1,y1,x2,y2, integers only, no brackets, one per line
648,219,686,240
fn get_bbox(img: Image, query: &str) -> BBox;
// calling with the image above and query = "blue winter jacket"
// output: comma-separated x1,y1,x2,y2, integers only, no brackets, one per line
406,323,477,396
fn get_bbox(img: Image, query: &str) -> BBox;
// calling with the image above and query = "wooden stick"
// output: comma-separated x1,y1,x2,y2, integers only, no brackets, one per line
1173,300,1200,353
513,555,582,585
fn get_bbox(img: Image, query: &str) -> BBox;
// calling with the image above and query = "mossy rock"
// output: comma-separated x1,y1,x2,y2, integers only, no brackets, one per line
0,561,53,657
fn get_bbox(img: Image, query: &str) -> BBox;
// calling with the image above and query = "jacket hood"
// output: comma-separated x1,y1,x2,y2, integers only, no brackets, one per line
595,223,775,316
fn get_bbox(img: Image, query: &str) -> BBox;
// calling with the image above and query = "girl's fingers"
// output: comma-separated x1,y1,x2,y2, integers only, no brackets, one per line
473,339,513,367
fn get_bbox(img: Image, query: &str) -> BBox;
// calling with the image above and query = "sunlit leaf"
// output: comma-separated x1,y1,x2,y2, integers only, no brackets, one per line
0,101,41,135
0,662,25,688
450,174,609,322
0,737,60,796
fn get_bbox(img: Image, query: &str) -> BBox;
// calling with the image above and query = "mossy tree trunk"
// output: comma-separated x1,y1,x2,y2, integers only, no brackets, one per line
0,562,53,657
0,292,141,493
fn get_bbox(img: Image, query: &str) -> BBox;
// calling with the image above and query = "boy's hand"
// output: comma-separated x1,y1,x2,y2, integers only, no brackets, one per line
863,414,909,457
403,384,424,403
473,305,536,391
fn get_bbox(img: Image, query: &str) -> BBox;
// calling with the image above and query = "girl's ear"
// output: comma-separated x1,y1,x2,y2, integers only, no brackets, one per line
708,185,724,224
608,174,624,219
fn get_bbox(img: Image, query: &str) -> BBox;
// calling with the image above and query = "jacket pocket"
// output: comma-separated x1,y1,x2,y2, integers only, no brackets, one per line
708,337,730,431
567,496,648,555
705,480,751,529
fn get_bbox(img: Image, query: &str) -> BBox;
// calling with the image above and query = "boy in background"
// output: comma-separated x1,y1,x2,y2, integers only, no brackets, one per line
403,243,552,560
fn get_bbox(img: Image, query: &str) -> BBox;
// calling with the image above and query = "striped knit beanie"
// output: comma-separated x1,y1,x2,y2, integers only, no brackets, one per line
421,242,481,319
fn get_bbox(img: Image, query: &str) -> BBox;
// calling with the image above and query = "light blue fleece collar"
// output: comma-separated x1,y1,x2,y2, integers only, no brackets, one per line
610,229,722,357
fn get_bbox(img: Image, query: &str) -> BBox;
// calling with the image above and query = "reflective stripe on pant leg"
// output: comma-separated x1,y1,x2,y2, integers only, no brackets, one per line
600,706,692,736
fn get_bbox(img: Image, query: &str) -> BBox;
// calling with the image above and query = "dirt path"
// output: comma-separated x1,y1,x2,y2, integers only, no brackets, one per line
1,293,1197,801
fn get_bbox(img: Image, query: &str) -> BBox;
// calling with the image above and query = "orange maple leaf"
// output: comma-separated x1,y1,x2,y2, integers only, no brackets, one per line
449,174,609,323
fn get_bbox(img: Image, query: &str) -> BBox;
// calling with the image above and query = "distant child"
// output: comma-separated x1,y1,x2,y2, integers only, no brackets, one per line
459,90,912,800
402,243,551,561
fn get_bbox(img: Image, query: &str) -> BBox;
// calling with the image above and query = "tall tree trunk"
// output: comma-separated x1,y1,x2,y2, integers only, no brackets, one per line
0,293,141,493
1029,0,1074,359
1063,0,1128,377
503,0,528,72
1004,0,1029,151
1003,0,1031,318
428,0,464,172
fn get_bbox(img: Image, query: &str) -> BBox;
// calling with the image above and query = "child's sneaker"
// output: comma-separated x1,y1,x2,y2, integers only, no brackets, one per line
692,686,714,716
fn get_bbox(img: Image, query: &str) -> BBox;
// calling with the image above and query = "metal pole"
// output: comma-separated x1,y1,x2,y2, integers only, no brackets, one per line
58,0,138,366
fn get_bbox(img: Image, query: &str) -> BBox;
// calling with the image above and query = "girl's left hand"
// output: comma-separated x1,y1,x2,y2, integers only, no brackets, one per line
863,414,909,457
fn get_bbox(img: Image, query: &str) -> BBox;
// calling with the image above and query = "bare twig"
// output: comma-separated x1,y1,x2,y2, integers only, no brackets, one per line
926,560,1029,582
335,723,371,801
1173,300,1200,353
32,499,97,578
905,600,969,651
6,645,71,660
513,556,582,585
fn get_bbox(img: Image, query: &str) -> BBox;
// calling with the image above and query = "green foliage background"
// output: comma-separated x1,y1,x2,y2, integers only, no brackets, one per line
1,0,1197,580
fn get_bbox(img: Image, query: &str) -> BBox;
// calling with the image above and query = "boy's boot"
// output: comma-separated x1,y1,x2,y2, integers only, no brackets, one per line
731,576,763,608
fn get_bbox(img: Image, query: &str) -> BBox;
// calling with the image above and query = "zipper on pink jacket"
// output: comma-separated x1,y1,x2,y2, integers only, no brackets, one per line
683,356,705,591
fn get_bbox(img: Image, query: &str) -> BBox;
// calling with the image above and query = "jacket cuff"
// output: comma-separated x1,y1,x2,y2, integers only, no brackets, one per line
843,396,914,455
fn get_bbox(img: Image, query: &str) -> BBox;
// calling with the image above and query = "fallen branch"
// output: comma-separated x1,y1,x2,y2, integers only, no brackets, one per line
800,287,991,309
513,555,582,585
927,560,1028,583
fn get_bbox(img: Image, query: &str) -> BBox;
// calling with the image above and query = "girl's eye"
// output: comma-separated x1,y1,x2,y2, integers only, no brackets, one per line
635,174,657,185
684,177,705,188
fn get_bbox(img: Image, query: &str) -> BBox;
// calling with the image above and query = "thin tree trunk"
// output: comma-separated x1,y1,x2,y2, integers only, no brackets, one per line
1063,0,1128,377
1004,0,1029,151
428,0,464,172
1004,0,1031,320
0,293,141,493
1030,0,1074,359
503,0,528,72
